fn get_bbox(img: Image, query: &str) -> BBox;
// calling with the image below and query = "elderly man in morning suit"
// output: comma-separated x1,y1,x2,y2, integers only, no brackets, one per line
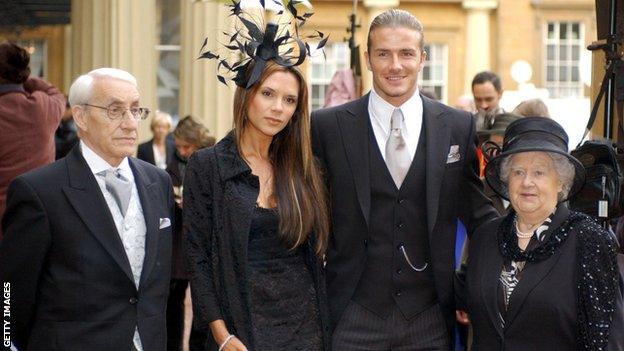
311,9,497,350
0,68,174,351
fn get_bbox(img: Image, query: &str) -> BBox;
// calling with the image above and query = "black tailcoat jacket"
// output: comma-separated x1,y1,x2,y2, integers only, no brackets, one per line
0,145,174,351
310,93,497,333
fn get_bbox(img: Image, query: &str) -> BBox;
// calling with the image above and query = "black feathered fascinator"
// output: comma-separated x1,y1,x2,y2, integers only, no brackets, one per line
198,0,328,89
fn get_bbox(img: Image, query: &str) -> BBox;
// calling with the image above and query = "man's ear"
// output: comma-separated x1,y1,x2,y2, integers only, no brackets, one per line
72,105,88,131
364,50,372,72
419,49,427,70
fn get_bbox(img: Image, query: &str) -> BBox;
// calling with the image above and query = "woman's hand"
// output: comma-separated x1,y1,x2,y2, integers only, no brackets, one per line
221,336,248,351
210,320,248,351
456,309,470,325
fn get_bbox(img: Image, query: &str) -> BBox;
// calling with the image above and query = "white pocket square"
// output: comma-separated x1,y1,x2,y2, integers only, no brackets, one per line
159,217,171,229
446,145,461,163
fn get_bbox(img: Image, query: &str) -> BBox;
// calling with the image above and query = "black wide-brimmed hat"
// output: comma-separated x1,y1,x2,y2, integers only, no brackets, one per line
484,117,586,202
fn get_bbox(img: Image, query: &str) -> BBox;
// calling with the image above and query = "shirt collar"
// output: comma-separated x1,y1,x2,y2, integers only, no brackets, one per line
0,83,26,95
369,87,422,131
80,141,134,181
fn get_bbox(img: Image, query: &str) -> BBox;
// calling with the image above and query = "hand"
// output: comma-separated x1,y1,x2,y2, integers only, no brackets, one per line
221,336,248,351
22,77,48,93
456,310,470,325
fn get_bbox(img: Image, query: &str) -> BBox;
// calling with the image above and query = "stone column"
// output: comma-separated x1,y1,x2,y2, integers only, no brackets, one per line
179,0,234,140
462,0,498,94
70,0,158,141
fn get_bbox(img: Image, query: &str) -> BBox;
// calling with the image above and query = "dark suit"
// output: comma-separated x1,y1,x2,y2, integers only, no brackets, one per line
137,137,175,167
465,206,624,350
0,145,174,351
310,93,497,340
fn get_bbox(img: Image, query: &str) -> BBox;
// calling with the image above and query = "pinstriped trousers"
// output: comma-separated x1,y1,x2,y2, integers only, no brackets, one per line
332,301,450,351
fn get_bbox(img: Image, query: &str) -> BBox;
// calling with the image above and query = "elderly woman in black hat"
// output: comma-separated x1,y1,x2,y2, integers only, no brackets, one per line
463,117,623,350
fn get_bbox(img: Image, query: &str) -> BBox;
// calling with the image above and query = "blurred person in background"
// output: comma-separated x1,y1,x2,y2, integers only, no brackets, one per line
512,98,550,118
137,110,176,170
455,94,476,113
0,41,65,238
472,113,523,217
166,114,215,351
472,71,504,135
55,98,79,160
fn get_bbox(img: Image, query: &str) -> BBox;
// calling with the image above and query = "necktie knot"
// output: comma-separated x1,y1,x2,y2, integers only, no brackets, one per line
99,168,132,216
390,108,403,132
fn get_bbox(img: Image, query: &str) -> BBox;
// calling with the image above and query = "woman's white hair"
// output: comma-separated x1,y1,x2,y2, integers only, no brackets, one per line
500,151,575,201
151,110,173,130
68,68,138,107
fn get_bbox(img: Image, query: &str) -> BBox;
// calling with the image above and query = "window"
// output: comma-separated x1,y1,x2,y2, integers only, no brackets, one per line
156,0,181,122
544,21,584,98
420,43,448,103
308,42,350,111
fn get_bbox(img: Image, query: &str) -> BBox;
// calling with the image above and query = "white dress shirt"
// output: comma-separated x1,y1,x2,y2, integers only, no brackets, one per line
368,88,424,162
152,144,167,170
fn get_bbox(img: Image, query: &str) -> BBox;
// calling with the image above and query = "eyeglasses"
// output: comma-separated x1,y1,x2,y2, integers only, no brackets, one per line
83,103,150,121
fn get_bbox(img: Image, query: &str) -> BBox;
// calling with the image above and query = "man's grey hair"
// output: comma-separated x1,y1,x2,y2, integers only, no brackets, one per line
500,151,575,201
68,68,138,107
367,9,425,51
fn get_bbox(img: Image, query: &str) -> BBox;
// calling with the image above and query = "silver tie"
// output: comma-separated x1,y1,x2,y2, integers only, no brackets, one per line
385,108,411,188
100,169,132,216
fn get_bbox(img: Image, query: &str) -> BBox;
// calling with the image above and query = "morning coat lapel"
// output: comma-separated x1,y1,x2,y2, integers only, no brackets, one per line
423,96,450,234
131,159,161,288
337,94,371,228
62,145,135,283
503,206,570,329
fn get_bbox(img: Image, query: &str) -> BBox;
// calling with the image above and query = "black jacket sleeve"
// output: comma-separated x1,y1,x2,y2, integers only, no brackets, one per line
0,177,52,350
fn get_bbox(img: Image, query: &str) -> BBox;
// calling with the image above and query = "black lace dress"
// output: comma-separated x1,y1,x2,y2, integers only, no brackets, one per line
247,206,323,351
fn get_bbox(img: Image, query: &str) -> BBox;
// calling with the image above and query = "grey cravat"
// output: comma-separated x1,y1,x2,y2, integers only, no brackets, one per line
99,169,132,216
385,108,411,188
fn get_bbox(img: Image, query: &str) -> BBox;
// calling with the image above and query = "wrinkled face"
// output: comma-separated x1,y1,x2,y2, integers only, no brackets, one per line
174,137,198,160
73,77,140,167
507,152,562,218
472,81,502,113
365,26,426,107
152,121,170,141
245,70,299,139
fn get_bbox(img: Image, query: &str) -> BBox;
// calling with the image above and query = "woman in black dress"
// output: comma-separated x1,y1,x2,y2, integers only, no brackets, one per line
184,57,330,350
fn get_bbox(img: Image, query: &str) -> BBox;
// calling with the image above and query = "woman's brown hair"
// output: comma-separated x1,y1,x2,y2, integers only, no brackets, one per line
232,61,329,256
173,115,215,148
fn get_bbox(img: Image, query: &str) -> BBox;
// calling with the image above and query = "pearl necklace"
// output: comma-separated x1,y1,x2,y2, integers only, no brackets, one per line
514,221,535,239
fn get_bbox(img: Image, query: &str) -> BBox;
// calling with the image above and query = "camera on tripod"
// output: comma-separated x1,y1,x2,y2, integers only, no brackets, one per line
569,0,624,222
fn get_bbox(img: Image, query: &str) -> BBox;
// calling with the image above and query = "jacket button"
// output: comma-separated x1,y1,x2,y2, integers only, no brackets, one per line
398,198,404,204
396,268,402,275
129,297,138,305
396,223,404,229
395,291,402,297
363,239,368,247
397,243,404,251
